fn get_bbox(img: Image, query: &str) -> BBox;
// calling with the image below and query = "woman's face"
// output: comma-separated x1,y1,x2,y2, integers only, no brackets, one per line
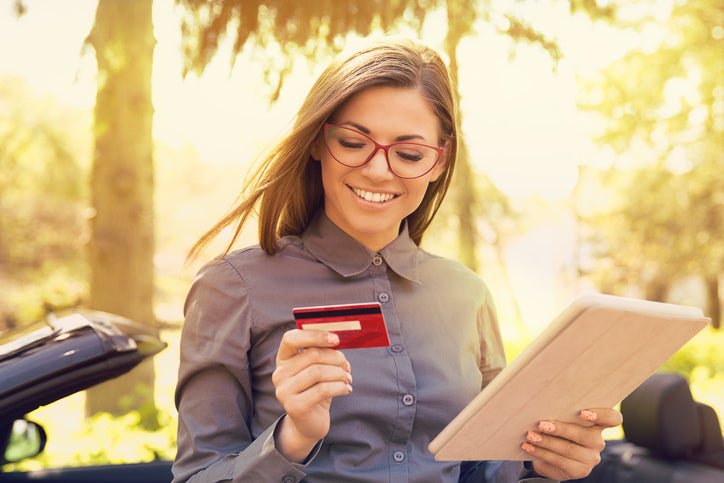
314,86,446,251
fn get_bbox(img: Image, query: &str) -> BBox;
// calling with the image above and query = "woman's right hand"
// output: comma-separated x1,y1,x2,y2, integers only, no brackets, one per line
272,329,353,462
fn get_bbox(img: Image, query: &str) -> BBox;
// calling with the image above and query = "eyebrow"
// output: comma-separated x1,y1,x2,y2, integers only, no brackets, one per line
341,121,428,143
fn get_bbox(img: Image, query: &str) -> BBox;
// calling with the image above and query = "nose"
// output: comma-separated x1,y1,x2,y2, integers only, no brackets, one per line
362,147,394,179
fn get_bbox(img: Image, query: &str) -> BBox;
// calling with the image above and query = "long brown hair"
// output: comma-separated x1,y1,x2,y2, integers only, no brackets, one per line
188,37,458,260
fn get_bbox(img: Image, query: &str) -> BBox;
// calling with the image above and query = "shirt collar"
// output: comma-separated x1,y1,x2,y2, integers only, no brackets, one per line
301,210,421,284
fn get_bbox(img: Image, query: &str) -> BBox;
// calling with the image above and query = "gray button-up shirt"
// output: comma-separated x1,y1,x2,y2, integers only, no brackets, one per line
173,211,554,482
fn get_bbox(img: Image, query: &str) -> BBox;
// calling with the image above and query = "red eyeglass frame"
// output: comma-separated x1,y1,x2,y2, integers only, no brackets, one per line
322,123,448,179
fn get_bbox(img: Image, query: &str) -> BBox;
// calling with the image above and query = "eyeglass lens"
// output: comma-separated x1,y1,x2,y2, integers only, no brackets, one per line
325,126,439,178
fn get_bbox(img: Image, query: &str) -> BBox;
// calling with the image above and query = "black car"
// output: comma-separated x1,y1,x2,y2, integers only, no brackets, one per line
0,311,173,482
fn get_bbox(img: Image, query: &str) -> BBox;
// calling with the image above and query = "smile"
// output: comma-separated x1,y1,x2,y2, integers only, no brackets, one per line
350,186,400,203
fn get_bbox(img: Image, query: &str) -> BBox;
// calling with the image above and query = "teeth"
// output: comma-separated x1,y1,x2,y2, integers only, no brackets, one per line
353,188,397,203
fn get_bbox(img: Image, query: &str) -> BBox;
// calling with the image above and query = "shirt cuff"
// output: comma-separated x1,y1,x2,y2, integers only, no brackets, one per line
230,415,323,483
519,461,560,483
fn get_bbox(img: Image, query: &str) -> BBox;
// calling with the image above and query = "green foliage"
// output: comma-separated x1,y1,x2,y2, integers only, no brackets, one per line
577,0,723,317
0,77,90,328
580,1,723,153
580,157,723,299
117,383,163,431
661,327,724,376
502,336,530,362
569,0,616,20
3,409,177,472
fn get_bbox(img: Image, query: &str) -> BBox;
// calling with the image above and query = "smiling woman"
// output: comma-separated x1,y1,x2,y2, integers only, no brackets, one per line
186,38,458,262
174,37,618,483
313,86,449,252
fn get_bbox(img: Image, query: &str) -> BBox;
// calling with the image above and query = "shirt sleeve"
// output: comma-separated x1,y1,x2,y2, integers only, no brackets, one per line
476,288,507,389
520,461,560,482
172,259,318,483
459,461,560,483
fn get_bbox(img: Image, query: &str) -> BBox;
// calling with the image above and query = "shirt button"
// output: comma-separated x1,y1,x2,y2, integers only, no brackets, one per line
282,476,296,483
402,394,415,406
372,255,383,266
378,292,389,303
393,450,406,463
391,344,404,353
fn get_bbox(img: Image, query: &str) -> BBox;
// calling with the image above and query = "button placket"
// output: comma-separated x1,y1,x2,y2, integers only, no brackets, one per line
370,266,415,463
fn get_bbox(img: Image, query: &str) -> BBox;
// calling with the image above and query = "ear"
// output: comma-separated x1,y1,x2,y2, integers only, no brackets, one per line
428,146,449,182
310,136,323,162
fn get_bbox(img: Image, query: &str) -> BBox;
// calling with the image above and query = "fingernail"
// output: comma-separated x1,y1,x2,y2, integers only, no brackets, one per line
521,442,535,453
527,431,543,443
346,384,353,393
345,361,352,372
539,421,556,433
346,373,353,383
580,410,597,422
327,333,340,345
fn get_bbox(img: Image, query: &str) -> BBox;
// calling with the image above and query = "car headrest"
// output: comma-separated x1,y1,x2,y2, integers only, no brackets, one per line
621,372,701,458
696,402,724,453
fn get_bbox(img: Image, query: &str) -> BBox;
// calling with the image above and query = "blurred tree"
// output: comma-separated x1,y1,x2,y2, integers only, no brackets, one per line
176,0,599,271
12,0,25,17
444,0,485,271
83,0,160,424
0,77,88,327
578,0,723,327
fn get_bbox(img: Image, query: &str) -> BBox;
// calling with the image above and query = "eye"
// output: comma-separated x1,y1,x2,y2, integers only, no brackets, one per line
394,148,424,162
338,138,367,149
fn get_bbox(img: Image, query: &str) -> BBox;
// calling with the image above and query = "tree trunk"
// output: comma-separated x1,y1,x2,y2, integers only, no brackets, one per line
445,1,478,271
644,278,669,303
85,0,158,427
705,275,720,329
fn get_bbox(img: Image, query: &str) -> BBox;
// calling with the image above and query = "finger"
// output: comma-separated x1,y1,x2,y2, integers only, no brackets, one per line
579,408,623,428
285,381,353,417
276,364,352,400
537,420,605,451
275,346,350,380
525,430,600,466
277,329,340,362
521,442,592,480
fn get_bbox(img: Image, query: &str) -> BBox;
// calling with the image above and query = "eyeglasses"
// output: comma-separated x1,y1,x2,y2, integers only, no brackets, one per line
322,123,446,179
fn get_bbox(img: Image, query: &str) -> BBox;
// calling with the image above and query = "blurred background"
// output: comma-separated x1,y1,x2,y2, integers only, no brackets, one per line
1,0,721,470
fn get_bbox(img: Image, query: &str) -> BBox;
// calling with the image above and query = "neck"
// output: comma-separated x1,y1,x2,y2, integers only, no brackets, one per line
322,210,399,253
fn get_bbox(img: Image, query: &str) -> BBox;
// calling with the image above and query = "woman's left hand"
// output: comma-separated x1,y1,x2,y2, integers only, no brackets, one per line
521,407,623,480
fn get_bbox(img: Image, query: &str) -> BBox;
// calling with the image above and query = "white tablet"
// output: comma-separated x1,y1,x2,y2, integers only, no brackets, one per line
428,293,709,461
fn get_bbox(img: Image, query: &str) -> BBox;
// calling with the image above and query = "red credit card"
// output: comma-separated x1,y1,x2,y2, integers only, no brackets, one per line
292,302,390,350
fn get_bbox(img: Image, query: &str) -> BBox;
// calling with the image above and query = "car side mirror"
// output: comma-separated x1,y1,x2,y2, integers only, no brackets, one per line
1,419,47,465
